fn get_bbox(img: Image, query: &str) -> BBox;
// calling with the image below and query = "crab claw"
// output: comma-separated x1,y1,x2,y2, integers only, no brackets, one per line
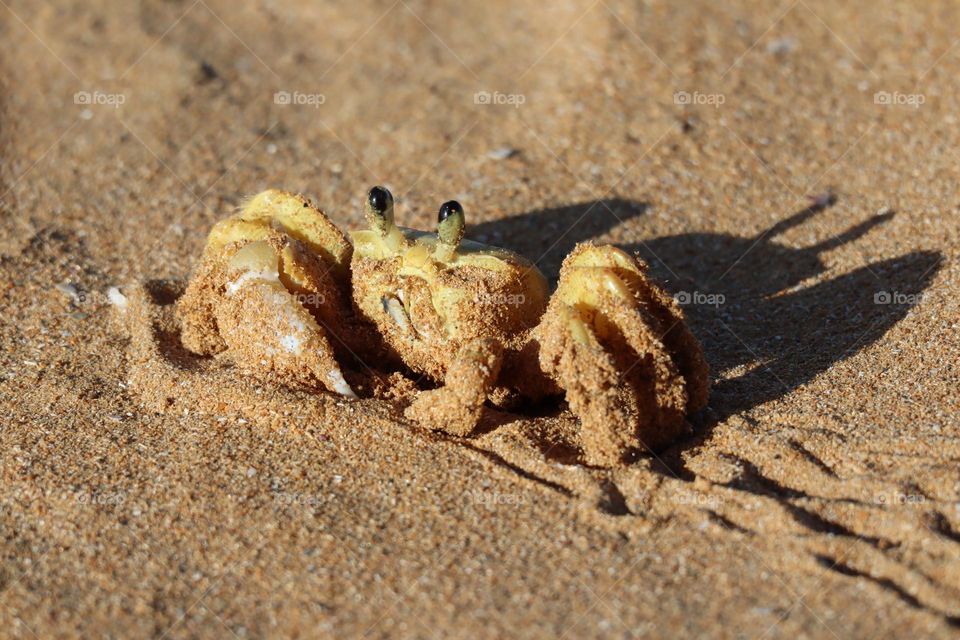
177,190,358,397
214,241,356,397
535,243,709,466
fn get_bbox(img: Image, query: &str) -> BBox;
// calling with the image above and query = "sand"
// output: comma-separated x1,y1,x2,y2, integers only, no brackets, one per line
1,1,959,638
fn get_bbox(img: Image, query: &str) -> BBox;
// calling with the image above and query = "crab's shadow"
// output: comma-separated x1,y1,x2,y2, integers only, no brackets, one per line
475,197,943,464
471,199,649,284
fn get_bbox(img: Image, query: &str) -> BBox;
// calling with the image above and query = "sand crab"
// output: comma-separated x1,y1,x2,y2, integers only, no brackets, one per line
177,187,709,465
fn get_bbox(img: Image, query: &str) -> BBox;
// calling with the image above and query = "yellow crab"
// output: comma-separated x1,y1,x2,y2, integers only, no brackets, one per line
177,187,709,465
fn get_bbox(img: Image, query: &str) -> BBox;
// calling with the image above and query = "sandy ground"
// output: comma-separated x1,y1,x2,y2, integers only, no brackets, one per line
1,1,959,638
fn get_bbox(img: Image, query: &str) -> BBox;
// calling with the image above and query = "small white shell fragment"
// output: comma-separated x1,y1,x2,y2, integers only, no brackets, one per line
55,282,80,302
766,37,796,55
327,369,357,398
279,333,303,355
107,286,128,310
487,147,518,160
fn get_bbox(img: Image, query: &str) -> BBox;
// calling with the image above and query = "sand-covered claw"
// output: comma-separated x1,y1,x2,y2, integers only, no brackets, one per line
536,243,709,465
176,191,357,397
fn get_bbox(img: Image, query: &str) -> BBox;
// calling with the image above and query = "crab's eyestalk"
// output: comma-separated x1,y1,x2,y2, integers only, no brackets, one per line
365,186,394,230
364,185,405,252
435,200,465,261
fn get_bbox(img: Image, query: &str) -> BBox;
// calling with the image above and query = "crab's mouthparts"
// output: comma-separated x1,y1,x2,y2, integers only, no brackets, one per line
381,293,416,337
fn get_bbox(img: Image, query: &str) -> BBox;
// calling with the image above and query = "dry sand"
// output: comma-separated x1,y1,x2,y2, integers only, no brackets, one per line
1,1,959,638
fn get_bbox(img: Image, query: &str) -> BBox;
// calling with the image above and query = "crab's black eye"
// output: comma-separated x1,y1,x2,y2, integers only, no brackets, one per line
368,186,393,215
438,200,463,223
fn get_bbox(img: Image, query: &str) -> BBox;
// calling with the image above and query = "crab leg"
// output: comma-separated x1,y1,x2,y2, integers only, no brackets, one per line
537,304,643,465
536,243,709,466
404,338,504,436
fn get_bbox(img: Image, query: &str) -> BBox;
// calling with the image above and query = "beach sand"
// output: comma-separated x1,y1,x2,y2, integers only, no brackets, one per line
1,1,959,637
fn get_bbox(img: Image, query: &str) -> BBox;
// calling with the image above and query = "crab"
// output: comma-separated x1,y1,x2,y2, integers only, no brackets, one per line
176,187,709,465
